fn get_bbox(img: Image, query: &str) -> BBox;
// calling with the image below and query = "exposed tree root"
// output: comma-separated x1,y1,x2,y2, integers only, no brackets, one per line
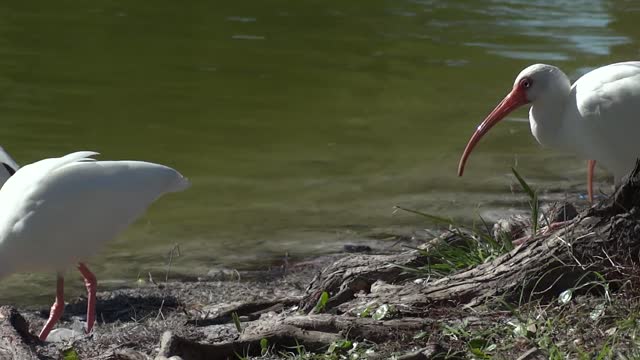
0,306,40,360
157,164,640,358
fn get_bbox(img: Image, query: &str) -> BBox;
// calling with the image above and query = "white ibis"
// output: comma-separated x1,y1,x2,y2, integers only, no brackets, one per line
0,151,190,341
458,62,640,202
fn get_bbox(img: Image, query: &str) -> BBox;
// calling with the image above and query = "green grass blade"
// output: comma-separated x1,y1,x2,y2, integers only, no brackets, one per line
478,216,495,239
394,206,456,226
314,291,329,313
511,167,536,200
232,311,243,333
512,167,544,235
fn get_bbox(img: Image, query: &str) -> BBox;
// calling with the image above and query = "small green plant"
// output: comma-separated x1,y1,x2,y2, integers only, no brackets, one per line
356,305,372,318
62,348,80,360
511,167,539,233
371,304,395,320
468,337,495,359
314,291,329,313
394,168,556,280
326,339,352,355
497,271,640,359
511,167,550,234
234,353,249,360
279,339,375,359
394,206,512,277
260,338,269,356
392,168,640,357
279,339,308,359
232,311,243,333
440,319,499,358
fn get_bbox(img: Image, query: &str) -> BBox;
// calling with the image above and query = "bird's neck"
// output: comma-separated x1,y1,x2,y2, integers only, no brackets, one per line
529,83,572,150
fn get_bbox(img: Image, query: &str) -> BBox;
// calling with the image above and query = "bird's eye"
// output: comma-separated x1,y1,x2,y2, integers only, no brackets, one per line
520,78,533,89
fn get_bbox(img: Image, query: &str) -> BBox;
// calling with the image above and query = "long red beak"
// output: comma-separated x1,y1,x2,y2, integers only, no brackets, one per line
457,88,529,176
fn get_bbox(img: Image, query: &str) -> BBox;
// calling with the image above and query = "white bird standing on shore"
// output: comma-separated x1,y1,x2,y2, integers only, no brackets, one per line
458,62,640,201
0,151,190,341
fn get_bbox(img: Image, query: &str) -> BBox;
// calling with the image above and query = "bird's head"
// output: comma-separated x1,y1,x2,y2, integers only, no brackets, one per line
457,64,564,176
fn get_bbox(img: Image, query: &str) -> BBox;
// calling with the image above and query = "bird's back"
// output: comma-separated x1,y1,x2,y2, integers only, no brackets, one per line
0,152,190,274
570,61,640,179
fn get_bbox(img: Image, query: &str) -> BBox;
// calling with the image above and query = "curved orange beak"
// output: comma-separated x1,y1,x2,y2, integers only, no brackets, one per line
457,87,530,176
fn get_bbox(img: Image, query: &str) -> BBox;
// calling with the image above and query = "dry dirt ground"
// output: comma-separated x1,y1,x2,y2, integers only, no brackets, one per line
11,256,340,359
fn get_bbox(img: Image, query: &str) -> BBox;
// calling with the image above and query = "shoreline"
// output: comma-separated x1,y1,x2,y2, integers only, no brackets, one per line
2,248,400,359
2,188,640,359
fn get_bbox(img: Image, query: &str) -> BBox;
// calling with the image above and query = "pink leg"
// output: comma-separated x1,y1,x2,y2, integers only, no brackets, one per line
587,160,596,203
77,263,97,334
39,274,64,341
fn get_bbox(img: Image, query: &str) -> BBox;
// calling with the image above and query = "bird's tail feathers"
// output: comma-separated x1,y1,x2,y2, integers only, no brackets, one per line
168,171,191,193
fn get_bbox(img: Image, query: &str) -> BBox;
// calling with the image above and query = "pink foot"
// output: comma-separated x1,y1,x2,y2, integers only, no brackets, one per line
77,263,97,334
39,275,64,341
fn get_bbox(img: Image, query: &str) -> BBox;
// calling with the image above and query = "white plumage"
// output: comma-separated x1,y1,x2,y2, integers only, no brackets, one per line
566,62,640,179
0,151,189,274
458,61,640,200
0,150,190,340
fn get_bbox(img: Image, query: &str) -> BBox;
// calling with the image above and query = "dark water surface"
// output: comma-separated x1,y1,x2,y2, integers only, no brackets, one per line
0,0,638,303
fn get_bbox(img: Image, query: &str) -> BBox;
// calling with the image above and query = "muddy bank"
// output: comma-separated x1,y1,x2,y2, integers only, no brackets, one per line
4,255,333,359
1,244,422,359
6,168,640,359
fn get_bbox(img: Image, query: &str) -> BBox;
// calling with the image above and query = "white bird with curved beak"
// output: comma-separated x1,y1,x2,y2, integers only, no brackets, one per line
0,150,190,341
458,62,640,202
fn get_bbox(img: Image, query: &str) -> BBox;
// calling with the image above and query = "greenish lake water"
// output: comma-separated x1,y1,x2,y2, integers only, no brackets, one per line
0,0,638,304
